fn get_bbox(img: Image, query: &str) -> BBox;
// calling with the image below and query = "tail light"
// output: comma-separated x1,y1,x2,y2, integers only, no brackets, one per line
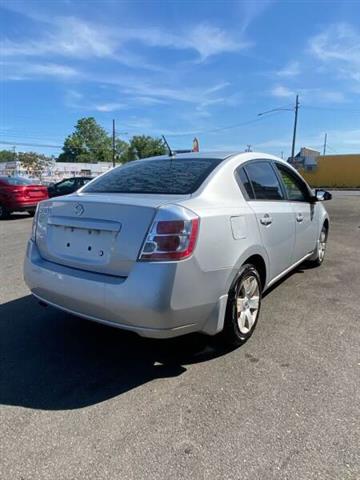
31,205,39,242
139,206,200,261
31,203,51,243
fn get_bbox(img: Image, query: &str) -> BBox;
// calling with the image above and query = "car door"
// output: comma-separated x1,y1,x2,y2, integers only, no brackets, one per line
274,162,317,262
242,160,296,281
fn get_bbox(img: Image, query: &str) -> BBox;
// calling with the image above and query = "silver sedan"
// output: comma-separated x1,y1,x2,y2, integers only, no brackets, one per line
24,152,331,346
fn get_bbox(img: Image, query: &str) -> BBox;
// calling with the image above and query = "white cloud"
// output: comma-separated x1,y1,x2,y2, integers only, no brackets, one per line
1,17,248,63
276,61,300,77
271,84,345,103
258,128,360,154
325,128,360,147
309,23,360,83
182,24,248,60
1,61,79,80
103,77,232,106
1,17,117,59
94,103,126,112
63,76,233,116
271,85,295,98
257,139,291,148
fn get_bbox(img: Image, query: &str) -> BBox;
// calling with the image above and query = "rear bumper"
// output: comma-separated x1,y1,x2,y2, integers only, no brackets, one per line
24,240,229,338
5,200,39,211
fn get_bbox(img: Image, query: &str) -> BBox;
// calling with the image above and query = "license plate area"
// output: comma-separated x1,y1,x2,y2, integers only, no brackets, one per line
51,225,114,264
28,190,42,197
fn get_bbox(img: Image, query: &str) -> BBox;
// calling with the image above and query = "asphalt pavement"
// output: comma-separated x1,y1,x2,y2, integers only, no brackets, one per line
0,196,359,480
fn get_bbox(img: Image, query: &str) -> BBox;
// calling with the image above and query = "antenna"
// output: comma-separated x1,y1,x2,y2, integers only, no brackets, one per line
162,135,175,157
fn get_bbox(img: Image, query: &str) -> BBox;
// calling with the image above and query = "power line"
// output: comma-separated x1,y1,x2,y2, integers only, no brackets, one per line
302,105,360,113
0,133,65,142
0,140,62,149
164,110,287,137
326,144,339,154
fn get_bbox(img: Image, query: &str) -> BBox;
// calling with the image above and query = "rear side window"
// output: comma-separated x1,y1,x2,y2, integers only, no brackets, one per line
236,167,255,199
244,162,284,200
83,158,222,195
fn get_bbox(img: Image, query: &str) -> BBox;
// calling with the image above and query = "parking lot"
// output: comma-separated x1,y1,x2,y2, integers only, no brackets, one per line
1,194,359,480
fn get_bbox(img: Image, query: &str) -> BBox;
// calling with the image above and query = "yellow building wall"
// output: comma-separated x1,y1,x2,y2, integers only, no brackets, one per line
299,154,360,188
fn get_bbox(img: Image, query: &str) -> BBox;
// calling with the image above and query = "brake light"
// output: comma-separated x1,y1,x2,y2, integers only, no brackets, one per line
139,207,200,261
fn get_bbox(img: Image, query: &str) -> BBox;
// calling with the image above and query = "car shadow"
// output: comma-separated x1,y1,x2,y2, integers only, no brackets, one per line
1,213,32,221
262,263,311,298
0,295,233,411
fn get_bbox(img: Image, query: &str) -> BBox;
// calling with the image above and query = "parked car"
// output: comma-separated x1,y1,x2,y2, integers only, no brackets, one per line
24,152,331,346
0,176,48,219
47,176,93,198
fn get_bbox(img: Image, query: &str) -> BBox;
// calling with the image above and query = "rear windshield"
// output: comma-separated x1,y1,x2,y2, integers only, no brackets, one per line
0,176,36,186
83,157,222,195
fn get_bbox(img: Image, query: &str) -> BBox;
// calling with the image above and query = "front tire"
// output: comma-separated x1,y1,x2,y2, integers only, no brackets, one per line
221,264,262,347
308,224,328,267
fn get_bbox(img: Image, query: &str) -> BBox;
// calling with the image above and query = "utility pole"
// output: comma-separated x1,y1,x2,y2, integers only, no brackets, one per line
280,151,284,159
290,94,299,161
245,144,252,152
323,133,327,156
112,119,116,168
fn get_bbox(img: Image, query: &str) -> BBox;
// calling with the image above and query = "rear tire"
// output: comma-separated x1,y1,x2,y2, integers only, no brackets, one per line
221,264,262,347
0,205,9,219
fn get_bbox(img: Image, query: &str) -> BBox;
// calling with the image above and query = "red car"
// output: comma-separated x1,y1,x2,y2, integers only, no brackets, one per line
0,176,48,219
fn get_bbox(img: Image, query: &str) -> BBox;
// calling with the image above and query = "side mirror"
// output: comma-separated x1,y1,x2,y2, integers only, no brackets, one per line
315,189,332,201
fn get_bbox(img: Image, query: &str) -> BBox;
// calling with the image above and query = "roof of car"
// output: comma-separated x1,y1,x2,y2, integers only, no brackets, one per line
143,151,236,160
141,151,285,163
57,176,93,181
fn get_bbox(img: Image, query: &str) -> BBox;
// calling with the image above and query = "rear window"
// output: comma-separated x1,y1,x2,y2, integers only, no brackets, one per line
0,176,35,186
83,158,222,195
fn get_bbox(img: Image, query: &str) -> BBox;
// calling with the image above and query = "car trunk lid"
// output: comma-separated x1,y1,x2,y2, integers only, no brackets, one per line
36,193,189,276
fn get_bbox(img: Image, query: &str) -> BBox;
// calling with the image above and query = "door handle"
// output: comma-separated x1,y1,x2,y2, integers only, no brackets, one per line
260,214,272,226
296,213,304,223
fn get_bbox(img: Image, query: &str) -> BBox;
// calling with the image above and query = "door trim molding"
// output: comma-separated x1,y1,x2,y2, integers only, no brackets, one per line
265,252,312,290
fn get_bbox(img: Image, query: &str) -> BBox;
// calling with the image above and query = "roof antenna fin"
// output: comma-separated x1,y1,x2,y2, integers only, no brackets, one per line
162,135,175,157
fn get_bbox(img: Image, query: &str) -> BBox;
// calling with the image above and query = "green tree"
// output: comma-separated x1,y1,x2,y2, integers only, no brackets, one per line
58,117,166,164
58,117,114,163
127,135,166,160
0,149,16,163
115,138,132,164
18,152,53,180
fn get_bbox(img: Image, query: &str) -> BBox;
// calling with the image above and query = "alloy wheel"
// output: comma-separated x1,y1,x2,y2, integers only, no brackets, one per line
235,275,260,335
318,228,327,262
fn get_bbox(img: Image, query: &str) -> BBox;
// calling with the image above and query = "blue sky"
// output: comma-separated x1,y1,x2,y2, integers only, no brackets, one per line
1,0,360,158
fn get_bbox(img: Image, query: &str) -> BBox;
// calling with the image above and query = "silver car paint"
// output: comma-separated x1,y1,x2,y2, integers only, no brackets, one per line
24,152,329,338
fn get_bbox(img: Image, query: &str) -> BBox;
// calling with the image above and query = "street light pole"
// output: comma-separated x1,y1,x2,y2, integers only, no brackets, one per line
290,95,299,161
112,119,116,168
323,132,327,155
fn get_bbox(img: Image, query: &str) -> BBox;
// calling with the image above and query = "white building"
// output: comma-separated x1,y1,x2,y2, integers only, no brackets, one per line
0,160,114,182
